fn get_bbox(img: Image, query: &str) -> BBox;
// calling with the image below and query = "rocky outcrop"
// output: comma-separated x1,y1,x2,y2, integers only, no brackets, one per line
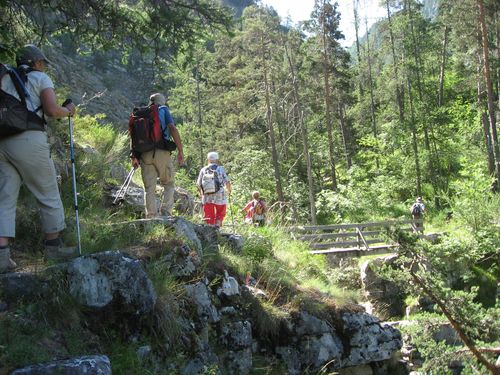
0,220,405,374
276,311,402,374
10,355,111,375
68,251,156,313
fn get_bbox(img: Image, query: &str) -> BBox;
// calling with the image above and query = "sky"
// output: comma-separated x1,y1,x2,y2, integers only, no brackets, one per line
260,0,387,47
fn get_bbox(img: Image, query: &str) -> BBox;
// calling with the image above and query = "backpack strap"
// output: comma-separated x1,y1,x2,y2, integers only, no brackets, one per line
6,66,45,126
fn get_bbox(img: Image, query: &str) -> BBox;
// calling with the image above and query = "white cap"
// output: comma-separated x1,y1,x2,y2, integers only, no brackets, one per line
149,93,166,105
207,151,219,161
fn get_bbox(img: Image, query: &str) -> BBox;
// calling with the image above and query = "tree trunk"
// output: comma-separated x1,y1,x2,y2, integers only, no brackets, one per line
386,0,405,123
283,38,317,224
365,17,379,169
477,44,496,175
195,63,204,167
478,0,500,190
438,26,449,107
262,37,285,202
407,0,437,191
496,9,500,111
321,11,338,191
353,0,364,97
407,77,422,197
337,100,352,169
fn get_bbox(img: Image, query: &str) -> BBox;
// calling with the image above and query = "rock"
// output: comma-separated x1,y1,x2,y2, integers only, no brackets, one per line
136,345,151,362
10,355,111,375
181,358,206,375
295,311,332,336
174,186,195,216
164,217,203,256
241,285,268,300
220,348,252,375
276,346,302,375
361,255,406,319
372,357,410,375
220,306,237,316
193,224,219,253
0,272,50,304
184,281,219,323
163,244,200,278
338,365,373,375
217,270,239,298
341,313,402,368
219,233,244,252
299,332,343,370
68,251,156,314
219,321,252,349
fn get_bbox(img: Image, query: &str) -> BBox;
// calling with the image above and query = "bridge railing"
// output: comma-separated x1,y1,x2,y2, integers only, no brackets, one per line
288,219,423,254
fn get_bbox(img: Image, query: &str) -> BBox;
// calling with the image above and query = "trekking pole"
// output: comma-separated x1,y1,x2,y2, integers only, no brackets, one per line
63,98,81,255
113,167,135,205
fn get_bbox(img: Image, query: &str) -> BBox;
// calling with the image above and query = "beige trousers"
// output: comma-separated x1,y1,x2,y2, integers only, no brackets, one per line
0,131,66,237
140,149,174,218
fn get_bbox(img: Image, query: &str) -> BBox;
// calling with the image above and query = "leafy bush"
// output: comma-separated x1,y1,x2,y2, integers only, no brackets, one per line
448,163,499,233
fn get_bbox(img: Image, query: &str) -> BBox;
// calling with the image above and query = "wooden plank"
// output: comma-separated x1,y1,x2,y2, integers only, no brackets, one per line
289,219,422,232
357,227,370,250
310,244,398,255
298,228,415,242
310,238,387,249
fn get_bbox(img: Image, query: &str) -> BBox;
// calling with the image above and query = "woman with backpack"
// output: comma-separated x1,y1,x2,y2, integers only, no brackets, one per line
0,44,78,272
197,151,231,228
242,191,266,227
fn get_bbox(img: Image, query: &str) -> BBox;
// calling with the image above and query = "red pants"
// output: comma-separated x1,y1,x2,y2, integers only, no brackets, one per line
203,203,227,226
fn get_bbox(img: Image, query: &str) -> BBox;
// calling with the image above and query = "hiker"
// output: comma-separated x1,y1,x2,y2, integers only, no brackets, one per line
197,151,231,228
0,44,78,271
410,196,425,233
242,191,267,227
130,93,184,218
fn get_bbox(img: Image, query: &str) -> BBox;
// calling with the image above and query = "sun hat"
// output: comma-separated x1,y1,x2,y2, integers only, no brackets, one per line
16,44,51,66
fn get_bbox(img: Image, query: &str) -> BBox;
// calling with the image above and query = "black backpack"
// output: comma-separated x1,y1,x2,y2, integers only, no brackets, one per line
411,203,422,215
0,64,45,138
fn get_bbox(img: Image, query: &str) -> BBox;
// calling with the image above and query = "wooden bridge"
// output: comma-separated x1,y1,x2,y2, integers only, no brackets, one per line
288,219,423,258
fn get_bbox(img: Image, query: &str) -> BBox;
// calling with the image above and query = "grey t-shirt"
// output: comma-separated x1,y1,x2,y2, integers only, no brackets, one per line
1,66,54,119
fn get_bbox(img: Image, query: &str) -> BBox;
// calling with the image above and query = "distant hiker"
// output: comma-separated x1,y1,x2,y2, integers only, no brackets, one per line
410,196,425,233
0,44,78,271
242,191,267,227
129,93,184,218
197,151,231,228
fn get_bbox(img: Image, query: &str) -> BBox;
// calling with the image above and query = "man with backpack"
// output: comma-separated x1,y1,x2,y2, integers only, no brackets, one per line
130,93,184,218
242,191,267,227
197,151,231,228
0,44,78,272
410,196,425,233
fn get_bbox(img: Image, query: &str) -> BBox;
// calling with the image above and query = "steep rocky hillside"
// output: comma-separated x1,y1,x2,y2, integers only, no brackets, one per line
45,46,150,128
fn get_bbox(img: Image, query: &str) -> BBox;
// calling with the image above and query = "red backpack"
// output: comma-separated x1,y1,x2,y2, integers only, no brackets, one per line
129,104,166,155
253,200,265,216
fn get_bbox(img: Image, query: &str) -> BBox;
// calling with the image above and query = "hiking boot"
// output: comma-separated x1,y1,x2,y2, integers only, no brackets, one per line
43,238,79,261
0,247,17,272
